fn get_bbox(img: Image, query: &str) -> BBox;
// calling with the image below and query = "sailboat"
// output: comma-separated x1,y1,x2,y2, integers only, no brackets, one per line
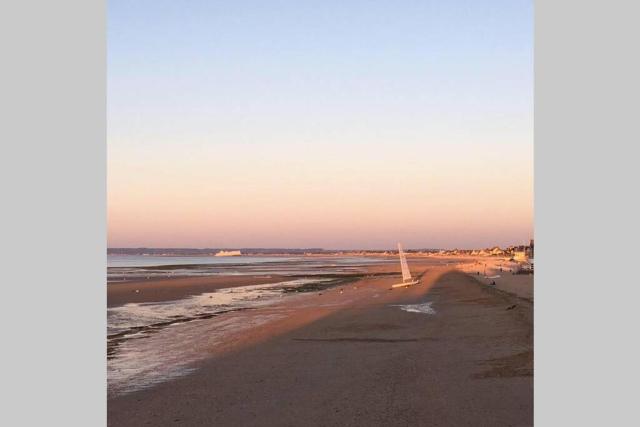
392,243,420,288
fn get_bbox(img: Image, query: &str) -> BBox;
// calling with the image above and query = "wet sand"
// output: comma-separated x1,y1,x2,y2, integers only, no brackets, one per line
108,263,532,426
107,275,292,307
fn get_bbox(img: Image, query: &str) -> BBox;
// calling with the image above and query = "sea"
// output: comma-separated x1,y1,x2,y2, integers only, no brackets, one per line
107,254,387,282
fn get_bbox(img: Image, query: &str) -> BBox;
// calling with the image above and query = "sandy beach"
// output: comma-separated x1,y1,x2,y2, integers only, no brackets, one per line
108,258,532,426
455,257,534,301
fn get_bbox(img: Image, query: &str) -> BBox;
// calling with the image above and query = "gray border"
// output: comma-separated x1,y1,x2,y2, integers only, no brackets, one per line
536,0,639,425
3,0,640,425
1,0,106,425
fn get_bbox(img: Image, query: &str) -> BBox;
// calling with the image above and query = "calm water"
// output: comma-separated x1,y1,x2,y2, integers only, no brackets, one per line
107,254,292,268
107,254,390,282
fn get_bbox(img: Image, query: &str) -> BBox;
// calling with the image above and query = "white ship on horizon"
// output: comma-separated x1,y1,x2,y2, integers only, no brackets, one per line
214,250,242,257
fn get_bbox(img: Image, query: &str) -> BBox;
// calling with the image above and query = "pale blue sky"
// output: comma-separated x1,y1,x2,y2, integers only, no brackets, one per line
108,1,533,249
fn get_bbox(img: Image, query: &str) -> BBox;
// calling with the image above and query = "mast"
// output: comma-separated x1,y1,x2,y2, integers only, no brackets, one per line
398,243,412,282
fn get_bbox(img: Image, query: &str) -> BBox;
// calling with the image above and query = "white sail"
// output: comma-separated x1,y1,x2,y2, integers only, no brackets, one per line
398,243,412,282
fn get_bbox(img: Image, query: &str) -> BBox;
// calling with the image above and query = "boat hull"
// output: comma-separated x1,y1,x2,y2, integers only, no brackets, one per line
391,280,420,288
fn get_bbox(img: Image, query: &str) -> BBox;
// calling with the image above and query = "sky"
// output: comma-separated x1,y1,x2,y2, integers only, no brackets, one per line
108,0,533,250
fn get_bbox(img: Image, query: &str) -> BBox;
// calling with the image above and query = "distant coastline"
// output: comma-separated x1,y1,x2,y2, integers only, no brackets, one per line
107,243,532,258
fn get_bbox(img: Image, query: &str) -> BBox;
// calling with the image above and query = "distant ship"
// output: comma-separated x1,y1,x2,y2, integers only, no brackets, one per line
392,243,421,288
214,250,242,257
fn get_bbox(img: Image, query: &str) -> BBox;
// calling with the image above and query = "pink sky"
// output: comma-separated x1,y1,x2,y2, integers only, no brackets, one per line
108,138,532,249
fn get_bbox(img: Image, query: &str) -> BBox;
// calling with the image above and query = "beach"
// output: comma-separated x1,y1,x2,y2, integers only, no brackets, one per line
108,257,532,426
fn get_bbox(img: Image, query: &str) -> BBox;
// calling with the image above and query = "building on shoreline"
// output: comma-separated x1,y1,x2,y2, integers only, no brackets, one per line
513,251,529,262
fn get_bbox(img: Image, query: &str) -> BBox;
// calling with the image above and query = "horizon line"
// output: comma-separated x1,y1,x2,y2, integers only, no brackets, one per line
108,243,532,252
